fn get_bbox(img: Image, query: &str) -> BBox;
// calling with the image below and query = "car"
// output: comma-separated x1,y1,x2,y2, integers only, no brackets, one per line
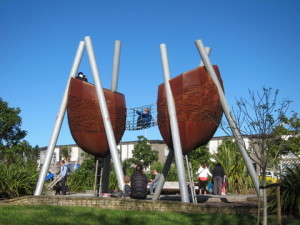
259,171,279,183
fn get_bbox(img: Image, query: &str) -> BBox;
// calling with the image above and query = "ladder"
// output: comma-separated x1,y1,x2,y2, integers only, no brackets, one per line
93,157,104,196
185,154,197,203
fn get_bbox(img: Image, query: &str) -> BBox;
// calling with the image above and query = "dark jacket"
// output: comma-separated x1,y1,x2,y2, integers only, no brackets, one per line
212,165,225,177
130,173,148,199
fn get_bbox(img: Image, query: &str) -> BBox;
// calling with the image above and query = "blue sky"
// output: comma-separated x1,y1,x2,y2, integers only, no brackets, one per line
1,0,299,148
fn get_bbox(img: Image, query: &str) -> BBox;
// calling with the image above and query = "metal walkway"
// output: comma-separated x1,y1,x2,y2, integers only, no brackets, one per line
126,103,158,131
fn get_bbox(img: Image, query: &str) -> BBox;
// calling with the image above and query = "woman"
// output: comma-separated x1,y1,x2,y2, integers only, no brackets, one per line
130,164,148,199
196,163,212,195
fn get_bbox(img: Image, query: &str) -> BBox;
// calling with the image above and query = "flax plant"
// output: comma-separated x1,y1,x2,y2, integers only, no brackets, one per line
0,160,38,198
212,139,253,194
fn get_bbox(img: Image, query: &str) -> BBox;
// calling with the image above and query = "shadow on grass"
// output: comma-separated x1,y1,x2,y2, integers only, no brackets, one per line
0,205,297,225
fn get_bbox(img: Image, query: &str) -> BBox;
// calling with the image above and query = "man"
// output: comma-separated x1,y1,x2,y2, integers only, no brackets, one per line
59,160,68,195
212,163,225,195
150,170,161,195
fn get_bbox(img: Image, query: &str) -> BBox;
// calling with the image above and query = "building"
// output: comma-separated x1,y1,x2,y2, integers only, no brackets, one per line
38,136,299,174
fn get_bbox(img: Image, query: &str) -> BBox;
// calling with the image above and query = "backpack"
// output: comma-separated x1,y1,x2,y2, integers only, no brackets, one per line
64,165,72,177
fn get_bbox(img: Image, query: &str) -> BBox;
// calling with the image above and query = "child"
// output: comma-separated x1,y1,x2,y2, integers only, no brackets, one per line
123,176,131,198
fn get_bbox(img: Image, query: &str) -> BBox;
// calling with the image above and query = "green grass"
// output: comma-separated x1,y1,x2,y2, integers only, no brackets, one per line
0,205,298,225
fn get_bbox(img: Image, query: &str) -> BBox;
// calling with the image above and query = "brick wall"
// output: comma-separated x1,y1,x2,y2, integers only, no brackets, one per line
0,195,257,215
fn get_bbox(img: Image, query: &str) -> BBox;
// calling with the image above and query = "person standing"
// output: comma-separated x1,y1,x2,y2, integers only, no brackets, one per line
149,170,161,195
196,163,212,195
130,164,148,199
59,160,68,195
212,163,225,195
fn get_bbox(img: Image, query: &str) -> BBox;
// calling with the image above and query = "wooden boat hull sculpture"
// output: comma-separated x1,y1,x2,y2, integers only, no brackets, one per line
67,77,126,157
157,66,224,155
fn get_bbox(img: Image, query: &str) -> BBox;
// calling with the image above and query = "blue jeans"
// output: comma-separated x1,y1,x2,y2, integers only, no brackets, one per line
150,181,158,194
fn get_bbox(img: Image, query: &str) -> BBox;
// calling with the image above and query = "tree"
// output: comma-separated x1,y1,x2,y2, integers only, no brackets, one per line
221,88,297,225
61,146,72,162
188,145,211,176
0,98,38,163
272,112,300,156
129,136,158,169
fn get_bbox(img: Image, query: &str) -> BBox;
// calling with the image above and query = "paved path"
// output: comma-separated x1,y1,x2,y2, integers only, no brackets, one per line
61,191,258,204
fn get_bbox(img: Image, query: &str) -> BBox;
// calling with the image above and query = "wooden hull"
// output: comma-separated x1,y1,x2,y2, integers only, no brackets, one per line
157,66,224,155
67,78,126,157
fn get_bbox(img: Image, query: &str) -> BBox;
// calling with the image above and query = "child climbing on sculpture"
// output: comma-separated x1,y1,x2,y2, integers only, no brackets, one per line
135,108,152,129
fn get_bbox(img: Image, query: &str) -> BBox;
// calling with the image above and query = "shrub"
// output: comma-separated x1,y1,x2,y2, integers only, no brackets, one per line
67,155,95,192
0,160,39,199
269,165,300,218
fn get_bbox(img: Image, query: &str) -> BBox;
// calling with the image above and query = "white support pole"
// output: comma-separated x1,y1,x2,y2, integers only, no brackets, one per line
102,40,122,192
34,41,85,196
160,44,190,203
111,40,121,92
152,150,174,200
84,36,125,190
199,47,211,67
195,39,261,197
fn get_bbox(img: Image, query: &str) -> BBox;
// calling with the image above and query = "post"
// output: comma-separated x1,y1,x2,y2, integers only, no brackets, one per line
195,39,261,197
102,40,122,192
152,150,174,200
159,43,190,203
277,185,282,225
199,46,211,67
111,40,121,92
84,36,125,190
34,41,85,196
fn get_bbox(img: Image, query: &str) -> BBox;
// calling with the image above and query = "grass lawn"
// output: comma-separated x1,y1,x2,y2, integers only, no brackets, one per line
0,205,298,225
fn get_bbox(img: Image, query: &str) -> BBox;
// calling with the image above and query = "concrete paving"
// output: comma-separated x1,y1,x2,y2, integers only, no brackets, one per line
57,191,258,204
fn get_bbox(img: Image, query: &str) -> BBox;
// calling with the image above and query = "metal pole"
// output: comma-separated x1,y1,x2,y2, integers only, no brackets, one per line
84,36,125,190
34,41,85,196
101,155,111,193
93,157,99,195
102,40,122,192
159,44,190,203
152,150,174,200
199,47,211,67
195,39,261,197
111,40,121,92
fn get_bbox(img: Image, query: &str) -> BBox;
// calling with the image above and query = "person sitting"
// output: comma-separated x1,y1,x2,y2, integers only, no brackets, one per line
123,176,131,198
135,108,152,129
149,170,161,195
75,72,88,82
130,164,148,199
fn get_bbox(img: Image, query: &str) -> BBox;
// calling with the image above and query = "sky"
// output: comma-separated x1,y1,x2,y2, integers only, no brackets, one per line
1,0,300,148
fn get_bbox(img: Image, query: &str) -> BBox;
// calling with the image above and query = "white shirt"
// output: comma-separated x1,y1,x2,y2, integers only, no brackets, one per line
197,166,212,178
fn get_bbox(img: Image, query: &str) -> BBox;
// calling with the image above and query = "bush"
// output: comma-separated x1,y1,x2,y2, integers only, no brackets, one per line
269,165,300,218
67,155,95,192
0,160,39,199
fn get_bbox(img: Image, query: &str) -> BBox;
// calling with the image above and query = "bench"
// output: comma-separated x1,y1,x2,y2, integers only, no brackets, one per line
147,181,199,192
